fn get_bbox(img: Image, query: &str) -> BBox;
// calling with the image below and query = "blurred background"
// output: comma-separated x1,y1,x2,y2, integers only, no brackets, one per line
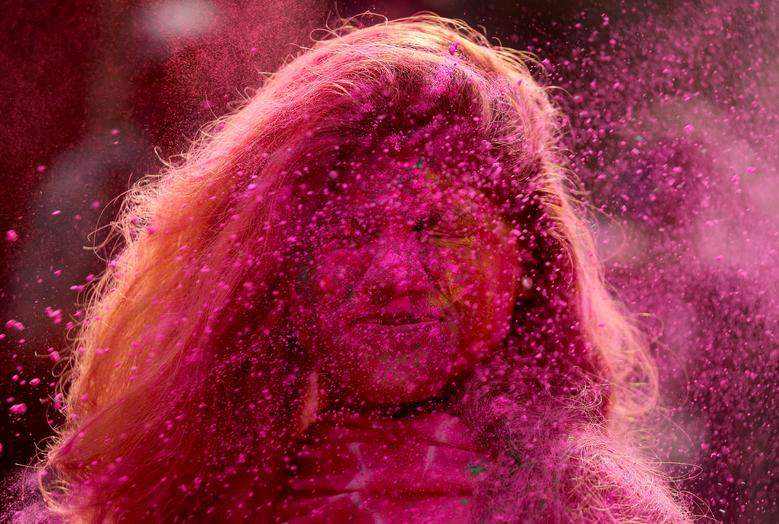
1,0,776,521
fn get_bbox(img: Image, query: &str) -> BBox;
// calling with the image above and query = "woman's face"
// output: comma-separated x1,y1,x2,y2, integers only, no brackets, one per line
292,157,523,406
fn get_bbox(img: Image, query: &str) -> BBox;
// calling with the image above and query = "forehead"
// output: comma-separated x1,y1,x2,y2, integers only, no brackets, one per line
320,156,492,217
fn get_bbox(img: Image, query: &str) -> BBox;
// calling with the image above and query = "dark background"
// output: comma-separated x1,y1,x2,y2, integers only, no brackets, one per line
1,0,777,521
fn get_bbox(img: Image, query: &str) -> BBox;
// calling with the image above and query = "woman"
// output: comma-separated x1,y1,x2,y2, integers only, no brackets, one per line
35,13,691,523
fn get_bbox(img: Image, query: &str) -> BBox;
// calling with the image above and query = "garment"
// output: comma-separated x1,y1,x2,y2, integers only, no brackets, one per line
275,410,491,523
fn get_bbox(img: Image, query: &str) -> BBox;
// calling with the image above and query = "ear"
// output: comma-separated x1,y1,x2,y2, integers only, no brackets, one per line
285,263,328,435
285,256,311,331
297,370,324,434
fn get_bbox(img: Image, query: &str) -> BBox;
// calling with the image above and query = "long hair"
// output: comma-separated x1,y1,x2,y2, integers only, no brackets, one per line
40,13,689,522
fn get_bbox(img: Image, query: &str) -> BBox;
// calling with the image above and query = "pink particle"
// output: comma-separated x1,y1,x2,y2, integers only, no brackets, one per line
5,230,18,242
91,200,101,209
110,128,120,136
29,378,41,386
9,403,27,416
36,165,46,173
50,351,61,363
683,124,695,134
45,307,63,324
448,41,459,55
5,319,25,331
51,210,61,216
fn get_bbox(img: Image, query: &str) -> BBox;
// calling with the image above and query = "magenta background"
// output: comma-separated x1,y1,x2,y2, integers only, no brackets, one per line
1,0,777,521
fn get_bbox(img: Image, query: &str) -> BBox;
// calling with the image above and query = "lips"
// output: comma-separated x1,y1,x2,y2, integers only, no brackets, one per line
354,314,440,326
353,312,442,326
345,295,446,327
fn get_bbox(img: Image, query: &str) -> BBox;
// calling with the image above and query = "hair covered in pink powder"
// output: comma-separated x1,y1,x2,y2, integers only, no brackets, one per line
28,13,694,522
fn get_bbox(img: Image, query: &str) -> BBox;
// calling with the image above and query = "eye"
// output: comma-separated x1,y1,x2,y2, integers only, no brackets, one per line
422,212,478,248
350,216,377,237
431,212,473,238
412,211,442,233
324,216,375,248
430,224,469,239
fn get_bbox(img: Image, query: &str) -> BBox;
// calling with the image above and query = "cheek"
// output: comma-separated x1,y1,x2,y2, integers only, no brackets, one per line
306,248,367,317
423,243,478,307
425,236,518,348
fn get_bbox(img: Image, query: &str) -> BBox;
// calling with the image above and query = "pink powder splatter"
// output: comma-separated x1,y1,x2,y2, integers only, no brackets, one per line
9,403,28,416
5,319,25,331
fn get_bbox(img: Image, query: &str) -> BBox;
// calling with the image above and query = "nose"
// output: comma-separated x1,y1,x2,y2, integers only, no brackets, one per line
359,227,432,306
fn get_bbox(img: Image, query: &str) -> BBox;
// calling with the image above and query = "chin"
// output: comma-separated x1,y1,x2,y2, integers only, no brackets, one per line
344,374,451,405
332,348,462,405
314,322,466,405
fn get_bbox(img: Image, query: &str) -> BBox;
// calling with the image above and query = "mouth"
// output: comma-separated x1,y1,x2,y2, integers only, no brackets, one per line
350,313,443,326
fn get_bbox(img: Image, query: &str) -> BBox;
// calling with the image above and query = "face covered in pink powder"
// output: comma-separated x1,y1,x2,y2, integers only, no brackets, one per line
291,152,523,406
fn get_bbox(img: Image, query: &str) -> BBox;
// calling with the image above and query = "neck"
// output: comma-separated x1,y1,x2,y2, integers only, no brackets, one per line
275,405,491,522
314,368,473,420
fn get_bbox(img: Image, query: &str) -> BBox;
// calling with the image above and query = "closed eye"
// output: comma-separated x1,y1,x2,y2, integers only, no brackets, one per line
432,210,475,238
429,224,471,239
412,211,442,233
426,210,479,245
324,216,376,247
351,216,382,237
